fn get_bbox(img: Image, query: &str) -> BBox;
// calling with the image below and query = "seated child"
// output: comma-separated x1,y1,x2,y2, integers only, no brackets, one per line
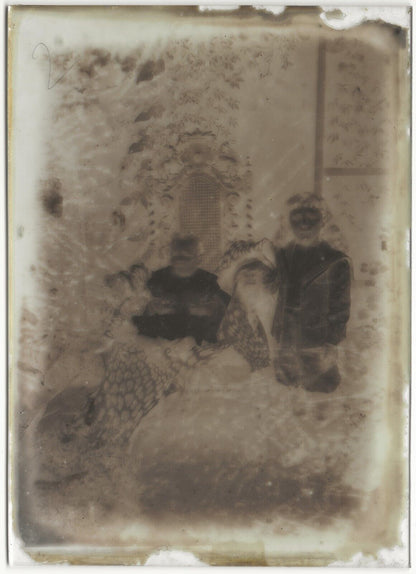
132,235,230,345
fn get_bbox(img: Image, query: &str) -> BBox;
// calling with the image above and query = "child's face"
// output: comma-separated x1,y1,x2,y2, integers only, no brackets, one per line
171,250,198,278
290,207,322,244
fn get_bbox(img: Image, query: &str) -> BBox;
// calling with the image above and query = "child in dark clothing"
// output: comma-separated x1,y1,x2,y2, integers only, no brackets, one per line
132,235,230,344
272,193,351,393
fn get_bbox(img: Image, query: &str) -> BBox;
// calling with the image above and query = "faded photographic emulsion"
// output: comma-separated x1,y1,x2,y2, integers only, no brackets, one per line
8,6,410,566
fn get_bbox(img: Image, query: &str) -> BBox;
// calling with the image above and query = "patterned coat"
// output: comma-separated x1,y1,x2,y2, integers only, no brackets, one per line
217,295,270,371
86,342,183,446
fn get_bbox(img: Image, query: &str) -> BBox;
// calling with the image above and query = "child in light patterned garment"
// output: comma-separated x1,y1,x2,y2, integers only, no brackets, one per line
217,247,279,371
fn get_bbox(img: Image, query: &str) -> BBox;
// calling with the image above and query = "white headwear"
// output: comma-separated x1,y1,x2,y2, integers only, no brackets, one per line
216,239,276,295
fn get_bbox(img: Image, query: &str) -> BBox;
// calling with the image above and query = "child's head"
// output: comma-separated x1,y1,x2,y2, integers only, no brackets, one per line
170,234,200,278
286,193,328,246
234,259,275,292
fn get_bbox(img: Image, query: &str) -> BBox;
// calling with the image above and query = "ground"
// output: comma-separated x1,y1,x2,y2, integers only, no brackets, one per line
18,335,381,548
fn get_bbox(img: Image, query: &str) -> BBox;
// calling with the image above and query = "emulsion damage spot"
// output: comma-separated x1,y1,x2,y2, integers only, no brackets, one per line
42,180,63,218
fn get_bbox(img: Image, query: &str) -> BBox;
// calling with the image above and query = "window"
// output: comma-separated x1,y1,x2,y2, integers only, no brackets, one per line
180,173,221,271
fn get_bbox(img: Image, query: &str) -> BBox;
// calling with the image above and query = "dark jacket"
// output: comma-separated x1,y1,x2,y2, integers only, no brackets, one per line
146,266,230,309
133,266,230,344
272,241,351,348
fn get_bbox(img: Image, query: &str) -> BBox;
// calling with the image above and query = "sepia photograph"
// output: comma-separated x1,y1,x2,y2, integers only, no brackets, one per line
7,5,410,566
